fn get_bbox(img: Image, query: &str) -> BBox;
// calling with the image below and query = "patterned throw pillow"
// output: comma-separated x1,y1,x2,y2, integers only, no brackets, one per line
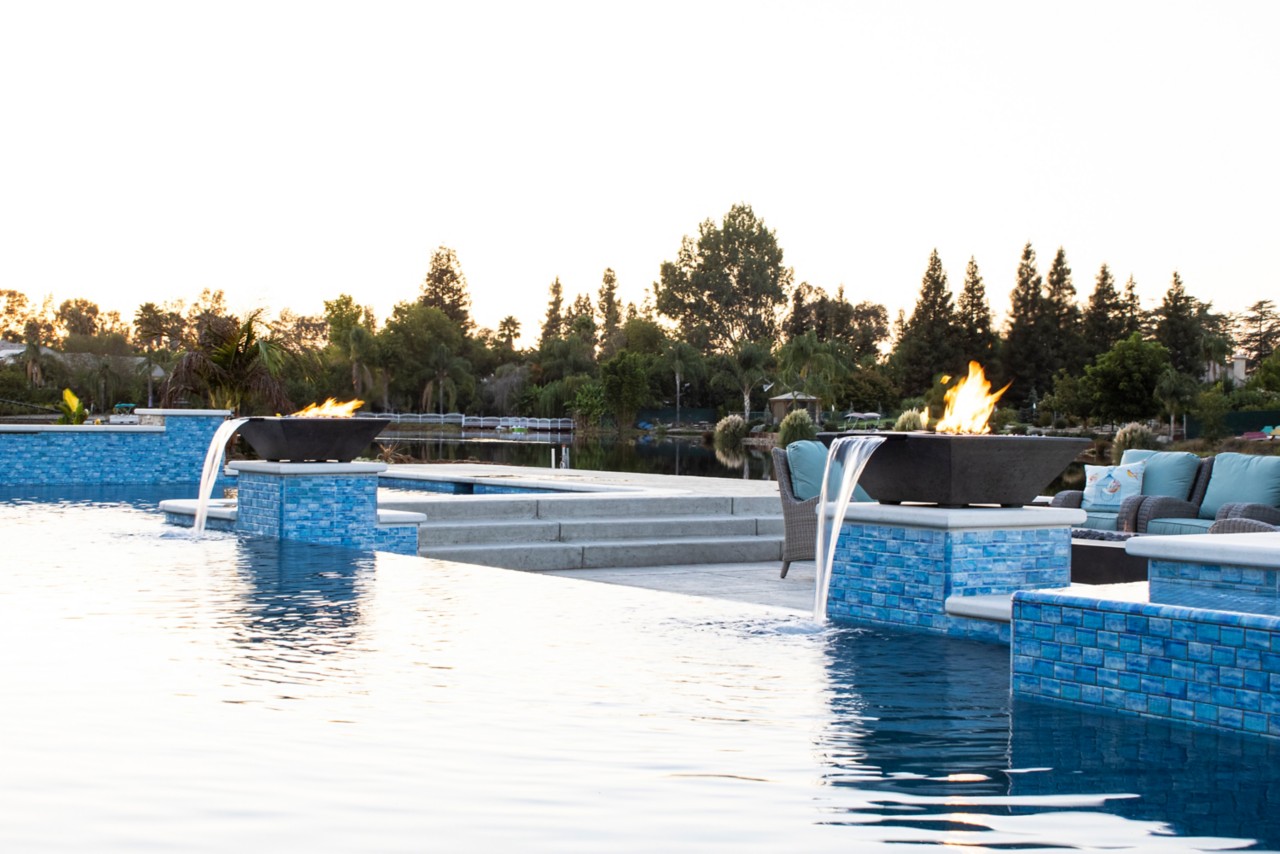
1082,462,1145,510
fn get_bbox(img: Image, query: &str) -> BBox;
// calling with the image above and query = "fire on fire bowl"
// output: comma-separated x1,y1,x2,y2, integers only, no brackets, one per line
237,416,390,463
817,431,1090,507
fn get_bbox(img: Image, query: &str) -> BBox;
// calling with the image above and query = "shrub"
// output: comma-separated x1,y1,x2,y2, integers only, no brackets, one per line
893,408,925,431
1111,421,1158,463
713,414,748,449
777,409,817,447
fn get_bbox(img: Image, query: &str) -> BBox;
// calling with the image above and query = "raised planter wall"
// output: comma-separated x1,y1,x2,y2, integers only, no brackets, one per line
0,409,230,485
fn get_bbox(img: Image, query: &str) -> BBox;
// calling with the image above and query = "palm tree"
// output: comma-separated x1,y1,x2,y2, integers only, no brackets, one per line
164,309,292,414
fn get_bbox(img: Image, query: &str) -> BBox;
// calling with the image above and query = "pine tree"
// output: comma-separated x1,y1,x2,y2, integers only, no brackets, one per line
1120,275,1143,339
597,268,622,356
955,257,997,370
1154,272,1203,376
1082,263,1127,359
419,246,473,333
566,293,598,351
1237,299,1280,370
1001,242,1047,405
539,278,565,348
891,249,961,396
1042,247,1085,376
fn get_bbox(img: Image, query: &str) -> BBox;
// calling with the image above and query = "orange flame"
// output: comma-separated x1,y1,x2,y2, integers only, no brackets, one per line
934,362,1010,435
290,398,364,418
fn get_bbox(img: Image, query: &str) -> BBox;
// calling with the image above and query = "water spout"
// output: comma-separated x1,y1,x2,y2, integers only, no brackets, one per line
813,434,885,622
193,417,250,535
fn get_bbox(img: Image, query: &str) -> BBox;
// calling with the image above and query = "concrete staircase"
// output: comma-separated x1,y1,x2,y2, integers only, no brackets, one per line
379,491,784,571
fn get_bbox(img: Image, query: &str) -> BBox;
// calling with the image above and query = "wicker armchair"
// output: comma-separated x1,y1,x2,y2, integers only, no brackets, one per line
1209,516,1279,534
1132,456,1216,533
1050,490,1146,533
772,446,817,579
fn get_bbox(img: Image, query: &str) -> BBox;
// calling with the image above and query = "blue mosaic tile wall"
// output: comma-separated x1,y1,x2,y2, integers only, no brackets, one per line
1149,560,1280,617
0,414,224,485
827,523,1071,642
1012,589,1280,738
236,470,418,555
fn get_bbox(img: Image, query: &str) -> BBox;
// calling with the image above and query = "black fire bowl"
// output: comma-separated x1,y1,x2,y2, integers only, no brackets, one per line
817,431,1090,507
236,417,390,463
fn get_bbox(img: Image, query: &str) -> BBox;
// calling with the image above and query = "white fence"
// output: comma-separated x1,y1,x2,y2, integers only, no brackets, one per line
360,413,574,431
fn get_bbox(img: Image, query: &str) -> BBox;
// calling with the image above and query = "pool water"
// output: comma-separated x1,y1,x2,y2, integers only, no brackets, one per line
2,487,1279,852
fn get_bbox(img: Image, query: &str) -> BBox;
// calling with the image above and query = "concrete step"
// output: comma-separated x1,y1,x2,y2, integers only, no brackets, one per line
381,492,747,521
422,534,783,571
555,515,763,541
418,518,562,546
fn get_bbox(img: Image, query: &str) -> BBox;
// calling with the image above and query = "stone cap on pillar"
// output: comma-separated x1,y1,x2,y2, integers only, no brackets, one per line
825,502,1086,530
228,461,388,476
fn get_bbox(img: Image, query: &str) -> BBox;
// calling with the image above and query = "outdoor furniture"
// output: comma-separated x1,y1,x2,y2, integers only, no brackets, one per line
1209,516,1279,534
773,446,817,579
1139,453,1280,535
772,441,873,579
1051,449,1204,533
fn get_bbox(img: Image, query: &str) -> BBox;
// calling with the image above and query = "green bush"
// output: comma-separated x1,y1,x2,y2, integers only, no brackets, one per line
777,409,817,447
1111,421,1158,463
893,408,925,431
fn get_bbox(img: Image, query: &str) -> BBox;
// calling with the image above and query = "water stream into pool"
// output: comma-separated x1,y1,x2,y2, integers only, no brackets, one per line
193,417,248,534
814,435,885,622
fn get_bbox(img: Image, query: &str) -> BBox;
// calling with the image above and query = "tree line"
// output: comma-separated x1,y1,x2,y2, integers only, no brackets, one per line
2,203,1278,434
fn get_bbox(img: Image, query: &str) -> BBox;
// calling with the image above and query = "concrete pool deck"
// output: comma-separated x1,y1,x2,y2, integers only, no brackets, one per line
386,462,814,609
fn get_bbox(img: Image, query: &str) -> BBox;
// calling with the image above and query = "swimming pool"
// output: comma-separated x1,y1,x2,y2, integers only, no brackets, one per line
3,487,1279,851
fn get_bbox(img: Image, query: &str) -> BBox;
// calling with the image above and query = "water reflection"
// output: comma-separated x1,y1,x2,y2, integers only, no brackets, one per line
1010,700,1280,847
817,627,1280,849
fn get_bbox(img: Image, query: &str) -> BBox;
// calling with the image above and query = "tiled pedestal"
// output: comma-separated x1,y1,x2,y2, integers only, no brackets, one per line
826,504,1084,642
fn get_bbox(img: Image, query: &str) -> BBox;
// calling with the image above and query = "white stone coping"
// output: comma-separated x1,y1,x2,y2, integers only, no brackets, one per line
949,581,1151,622
229,461,388,475
136,409,233,417
1126,531,1280,570
158,498,237,521
377,509,427,525
157,499,426,527
0,424,165,433
824,501,1086,531
377,470,643,493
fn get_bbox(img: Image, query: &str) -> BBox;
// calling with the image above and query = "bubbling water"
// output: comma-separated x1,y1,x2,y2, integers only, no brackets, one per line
193,417,249,535
813,435,885,622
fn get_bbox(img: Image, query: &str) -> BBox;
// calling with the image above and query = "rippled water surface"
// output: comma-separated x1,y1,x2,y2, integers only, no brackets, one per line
2,487,1278,852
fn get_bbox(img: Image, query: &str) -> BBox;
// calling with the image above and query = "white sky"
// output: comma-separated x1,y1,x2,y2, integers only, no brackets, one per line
2,1,1277,347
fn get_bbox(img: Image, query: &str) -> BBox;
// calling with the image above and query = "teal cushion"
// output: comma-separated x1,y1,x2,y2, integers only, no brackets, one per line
1078,511,1120,531
1120,449,1201,500
1082,462,1145,510
786,440,873,502
1199,453,1280,520
1147,517,1215,536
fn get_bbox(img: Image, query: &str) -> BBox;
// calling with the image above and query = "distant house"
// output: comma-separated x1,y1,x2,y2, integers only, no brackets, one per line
768,391,821,424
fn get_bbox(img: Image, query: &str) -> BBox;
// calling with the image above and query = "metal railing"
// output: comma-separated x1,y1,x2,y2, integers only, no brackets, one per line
361,413,575,431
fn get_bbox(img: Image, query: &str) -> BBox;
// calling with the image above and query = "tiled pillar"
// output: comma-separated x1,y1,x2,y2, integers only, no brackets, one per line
826,505,1084,642
230,461,419,555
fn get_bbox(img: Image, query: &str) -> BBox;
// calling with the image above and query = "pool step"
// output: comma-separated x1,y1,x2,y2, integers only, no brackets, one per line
380,492,776,522
420,514,778,548
422,534,783,571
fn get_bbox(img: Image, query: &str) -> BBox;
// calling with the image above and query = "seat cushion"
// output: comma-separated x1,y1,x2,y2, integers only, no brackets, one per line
1146,517,1216,536
1198,453,1280,520
1082,462,1145,510
786,440,873,502
1076,510,1120,531
1120,449,1201,499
